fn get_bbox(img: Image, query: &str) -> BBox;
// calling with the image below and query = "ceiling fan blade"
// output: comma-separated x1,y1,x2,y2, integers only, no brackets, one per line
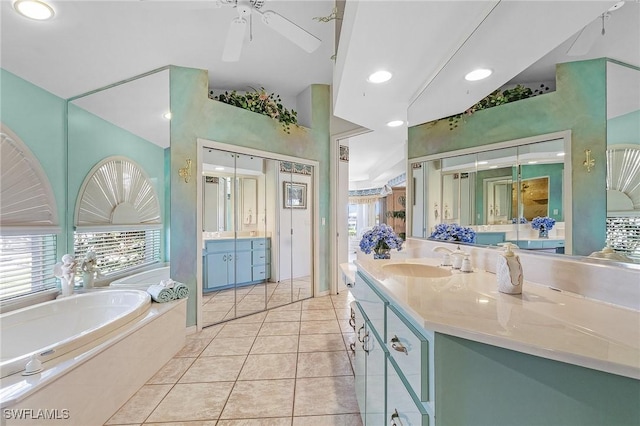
222,17,247,62
258,10,321,53
566,17,602,56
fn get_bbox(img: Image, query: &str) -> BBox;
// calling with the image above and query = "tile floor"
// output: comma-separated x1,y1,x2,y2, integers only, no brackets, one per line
202,277,313,327
105,291,363,426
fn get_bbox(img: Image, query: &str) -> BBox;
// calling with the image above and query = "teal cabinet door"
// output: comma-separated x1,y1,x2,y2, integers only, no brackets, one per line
353,303,367,421
207,252,230,289
234,250,252,284
365,324,386,426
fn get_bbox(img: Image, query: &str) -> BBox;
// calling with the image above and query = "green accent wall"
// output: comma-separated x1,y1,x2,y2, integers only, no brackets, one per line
1,68,67,254
67,103,167,259
169,66,331,326
409,59,608,255
435,333,640,426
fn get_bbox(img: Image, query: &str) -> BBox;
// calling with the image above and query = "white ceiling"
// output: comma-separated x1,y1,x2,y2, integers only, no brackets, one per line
2,0,639,191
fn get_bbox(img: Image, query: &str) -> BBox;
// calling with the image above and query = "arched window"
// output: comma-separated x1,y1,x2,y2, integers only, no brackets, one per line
73,156,162,276
0,124,59,301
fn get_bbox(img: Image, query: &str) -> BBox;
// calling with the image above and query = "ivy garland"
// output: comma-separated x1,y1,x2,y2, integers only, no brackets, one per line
444,84,550,130
209,87,299,134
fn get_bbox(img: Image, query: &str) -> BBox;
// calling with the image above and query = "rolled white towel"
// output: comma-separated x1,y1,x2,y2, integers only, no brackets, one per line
174,282,189,299
159,279,175,288
147,283,176,302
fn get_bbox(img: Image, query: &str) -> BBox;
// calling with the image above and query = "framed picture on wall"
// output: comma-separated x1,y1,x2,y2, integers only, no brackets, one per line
283,182,307,209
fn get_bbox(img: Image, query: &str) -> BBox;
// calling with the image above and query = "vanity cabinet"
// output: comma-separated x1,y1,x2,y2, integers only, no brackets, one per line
353,265,640,426
203,238,270,291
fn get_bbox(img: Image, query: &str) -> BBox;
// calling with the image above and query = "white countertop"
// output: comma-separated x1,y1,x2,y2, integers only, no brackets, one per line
355,257,640,379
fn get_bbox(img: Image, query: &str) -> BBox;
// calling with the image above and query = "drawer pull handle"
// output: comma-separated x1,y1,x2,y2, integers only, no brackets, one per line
223,255,227,261
391,335,408,355
390,408,403,426
362,332,370,354
348,316,356,329
349,342,356,354
357,325,365,342
346,281,354,288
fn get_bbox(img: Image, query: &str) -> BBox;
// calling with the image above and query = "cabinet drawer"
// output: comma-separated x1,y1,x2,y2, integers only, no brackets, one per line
252,265,270,281
353,272,387,339
236,240,252,251
251,238,271,249
387,304,432,402
252,249,270,265
387,357,430,426
205,240,235,253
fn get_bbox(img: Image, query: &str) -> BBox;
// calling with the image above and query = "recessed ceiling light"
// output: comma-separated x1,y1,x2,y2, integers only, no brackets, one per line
368,70,392,84
489,165,498,169
163,112,172,120
556,152,565,157
528,161,538,164
477,161,488,165
13,0,55,20
215,167,225,171
465,68,492,81
387,120,404,127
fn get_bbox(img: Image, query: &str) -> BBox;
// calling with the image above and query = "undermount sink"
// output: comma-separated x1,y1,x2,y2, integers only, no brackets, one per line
382,263,452,278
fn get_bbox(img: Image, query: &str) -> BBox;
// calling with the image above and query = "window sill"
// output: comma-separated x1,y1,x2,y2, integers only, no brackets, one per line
0,289,59,314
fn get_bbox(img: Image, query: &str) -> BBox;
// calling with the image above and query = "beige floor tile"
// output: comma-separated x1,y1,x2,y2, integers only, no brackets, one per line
258,321,300,336
302,298,333,310
270,301,302,311
193,324,223,339
201,337,255,356
202,301,235,312
203,310,229,325
301,309,336,321
146,382,234,422
264,309,301,322
293,376,360,416
333,308,352,320
220,379,295,420
299,320,341,335
296,351,353,378
292,413,363,426
179,355,246,383
298,333,346,353
175,338,210,357
216,418,291,426
238,353,297,380
250,335,299,354
216,322,262,338
105,384,172,425
143,422,216,426
230,310,267,323
338,319,357,334
147,357,195,384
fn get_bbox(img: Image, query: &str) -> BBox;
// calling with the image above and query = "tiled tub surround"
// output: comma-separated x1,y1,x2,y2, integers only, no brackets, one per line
105,293,362,425
1,299,186,426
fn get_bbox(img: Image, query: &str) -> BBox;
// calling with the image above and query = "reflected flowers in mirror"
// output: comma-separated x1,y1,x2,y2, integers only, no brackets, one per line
429,223,476,244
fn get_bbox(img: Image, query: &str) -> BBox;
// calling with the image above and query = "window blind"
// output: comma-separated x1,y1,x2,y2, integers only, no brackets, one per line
74,229,161,276
0,234,57,301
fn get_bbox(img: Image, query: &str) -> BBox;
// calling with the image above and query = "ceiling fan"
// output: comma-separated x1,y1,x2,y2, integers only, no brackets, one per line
218,0,321,62
566,1,625,56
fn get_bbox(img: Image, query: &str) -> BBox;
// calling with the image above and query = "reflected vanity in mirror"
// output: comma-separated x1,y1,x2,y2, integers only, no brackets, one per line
412,134,568,253
200,146,314,326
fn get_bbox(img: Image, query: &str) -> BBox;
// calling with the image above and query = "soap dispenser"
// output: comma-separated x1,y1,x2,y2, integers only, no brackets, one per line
496,243,523,294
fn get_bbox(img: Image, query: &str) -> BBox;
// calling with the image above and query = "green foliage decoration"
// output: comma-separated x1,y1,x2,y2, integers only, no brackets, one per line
444,84,549,130
209,87,299,134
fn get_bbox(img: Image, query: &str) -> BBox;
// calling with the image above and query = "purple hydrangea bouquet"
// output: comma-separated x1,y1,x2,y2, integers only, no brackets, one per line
429,223,476,244
531,216,556,238
359,224,403,259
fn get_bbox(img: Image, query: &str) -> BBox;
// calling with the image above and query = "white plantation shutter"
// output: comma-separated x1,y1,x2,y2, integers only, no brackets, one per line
74,157,162,276
0,124,59,301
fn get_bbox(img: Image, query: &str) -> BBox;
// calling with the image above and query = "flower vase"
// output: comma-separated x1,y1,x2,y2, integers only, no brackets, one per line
82,272,95,289
538,227,549,239
373,249,391,260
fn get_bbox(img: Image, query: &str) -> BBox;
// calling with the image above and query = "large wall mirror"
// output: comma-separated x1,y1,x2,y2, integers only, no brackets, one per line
411,134,570,253
200,145,314,327
67,68,170,282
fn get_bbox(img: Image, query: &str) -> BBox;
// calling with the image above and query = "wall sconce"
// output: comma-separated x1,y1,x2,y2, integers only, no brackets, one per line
583,149,595,173
178,159,192,183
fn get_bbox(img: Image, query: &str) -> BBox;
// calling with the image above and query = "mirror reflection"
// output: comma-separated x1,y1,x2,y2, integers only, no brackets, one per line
413,137,567,253
201,147,313,326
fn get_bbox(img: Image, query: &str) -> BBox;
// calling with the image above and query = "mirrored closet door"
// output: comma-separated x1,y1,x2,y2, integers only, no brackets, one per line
201,147,314,326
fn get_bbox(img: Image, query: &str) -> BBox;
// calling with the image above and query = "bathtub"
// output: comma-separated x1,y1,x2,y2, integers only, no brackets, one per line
0,290,150,379
110,265,170,288
1,290,186,425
